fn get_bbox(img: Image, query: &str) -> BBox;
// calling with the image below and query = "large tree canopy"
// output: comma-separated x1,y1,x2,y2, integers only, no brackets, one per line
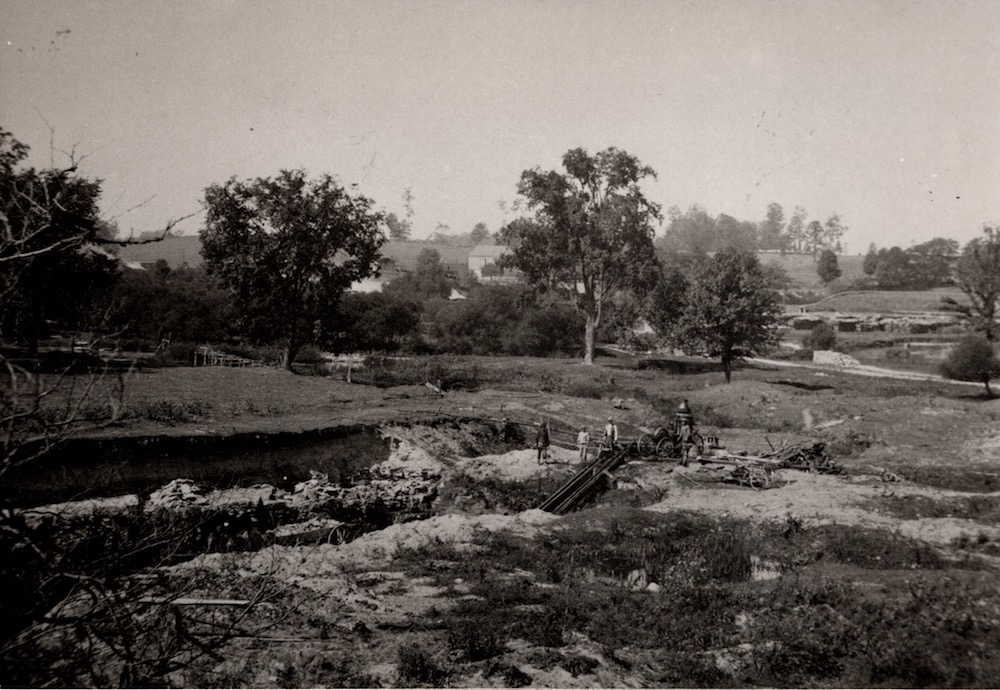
674,247,782,383
201,170,385,368
498,147,660,364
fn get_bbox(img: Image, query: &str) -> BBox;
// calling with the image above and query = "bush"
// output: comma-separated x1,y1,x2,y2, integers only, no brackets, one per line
940,334,1000,396
802,322,836,350
397,644,448,686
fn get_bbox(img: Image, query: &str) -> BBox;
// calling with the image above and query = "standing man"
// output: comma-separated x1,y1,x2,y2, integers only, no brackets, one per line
536,418,550,464
576,427,590,463
603,417,619,451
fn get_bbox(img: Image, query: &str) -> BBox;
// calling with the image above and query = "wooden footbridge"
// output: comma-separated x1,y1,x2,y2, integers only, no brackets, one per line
538,445,633,515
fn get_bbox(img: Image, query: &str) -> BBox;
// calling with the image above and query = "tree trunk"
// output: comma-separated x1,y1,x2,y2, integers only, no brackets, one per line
282,340,299,371
985,377,994,398
583,314,596,365
722,356,732,383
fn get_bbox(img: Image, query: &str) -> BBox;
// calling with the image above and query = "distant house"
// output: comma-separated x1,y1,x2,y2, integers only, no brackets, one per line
467,243,511,280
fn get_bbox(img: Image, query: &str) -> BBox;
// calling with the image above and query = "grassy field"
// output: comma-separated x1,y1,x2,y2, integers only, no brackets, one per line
758,251,866,287
799,288,966,313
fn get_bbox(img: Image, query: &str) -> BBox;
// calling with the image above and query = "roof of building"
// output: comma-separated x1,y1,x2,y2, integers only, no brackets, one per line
468,243,509,259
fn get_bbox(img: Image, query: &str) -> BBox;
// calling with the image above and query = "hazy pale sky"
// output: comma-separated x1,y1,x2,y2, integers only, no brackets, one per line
2,0,998,250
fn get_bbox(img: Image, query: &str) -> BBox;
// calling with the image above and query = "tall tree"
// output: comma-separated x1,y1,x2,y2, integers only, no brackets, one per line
757,202,786,252
862,243,879,276
715,213,758,252
470,222,490,244
385,212,411,241
874,246,915,289
908,237,959,288
658,204,716,254
498,147,660,364
947,226,1000,340
674,247,782,383
805,220,825,259
823,214,847,254
786,206,807,253
201,169,385,368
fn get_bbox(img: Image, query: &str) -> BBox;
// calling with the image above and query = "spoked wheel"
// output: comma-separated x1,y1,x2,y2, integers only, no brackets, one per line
637,434,655,457
656,436,682,462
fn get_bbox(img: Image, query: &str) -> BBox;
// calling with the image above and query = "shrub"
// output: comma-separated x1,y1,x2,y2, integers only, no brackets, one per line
940,334,1000,397
802,322,836,350
562,380,604,399
396,644,448,686
447,618,507,661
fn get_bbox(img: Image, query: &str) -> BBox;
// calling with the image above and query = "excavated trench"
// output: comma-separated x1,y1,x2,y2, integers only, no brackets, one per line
3,424,390,507
7,418,527,566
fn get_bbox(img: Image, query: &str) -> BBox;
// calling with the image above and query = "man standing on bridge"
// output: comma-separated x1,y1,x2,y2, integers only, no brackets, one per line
576,427,590,463
603,417,619,451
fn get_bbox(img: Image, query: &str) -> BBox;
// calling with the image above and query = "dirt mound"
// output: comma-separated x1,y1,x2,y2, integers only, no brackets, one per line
178,509,559,588
456,447,578,481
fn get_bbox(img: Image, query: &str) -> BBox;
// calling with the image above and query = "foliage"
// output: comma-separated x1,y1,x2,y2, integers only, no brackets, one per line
385,211,411,241
0,128,119,355
109,263,235,344
326,291,421,354
909,237,959,286
498,147,660,364
469,221,490,244
431,285,582,356
645,256,690,342
868,237,958,290
201,169,385,368
757,201,787,252
673,247,783,382
383,247,454,300
816,248,842,284
946,226,1000,340
940,333,1000,397
803,321,837,350
396,644,449,686
862,242,879,275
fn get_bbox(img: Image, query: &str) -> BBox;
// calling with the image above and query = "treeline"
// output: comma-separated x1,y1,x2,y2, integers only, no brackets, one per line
658,203,847,257
861,238,958,290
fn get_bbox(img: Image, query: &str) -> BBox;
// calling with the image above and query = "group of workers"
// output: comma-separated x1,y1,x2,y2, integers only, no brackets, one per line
531,400,696,465
534,416,619,464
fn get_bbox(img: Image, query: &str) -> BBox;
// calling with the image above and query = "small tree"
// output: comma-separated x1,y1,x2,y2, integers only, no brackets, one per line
816,249,842,284
201,170,385,368
940,334,1000,397
947,226,1000,341
675,247,783,383
862,243,879,276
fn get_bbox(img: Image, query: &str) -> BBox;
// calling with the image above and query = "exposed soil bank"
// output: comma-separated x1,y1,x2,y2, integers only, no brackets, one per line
3,425,389,507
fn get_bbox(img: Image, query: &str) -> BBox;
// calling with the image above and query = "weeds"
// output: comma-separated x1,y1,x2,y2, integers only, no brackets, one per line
396,643,449,686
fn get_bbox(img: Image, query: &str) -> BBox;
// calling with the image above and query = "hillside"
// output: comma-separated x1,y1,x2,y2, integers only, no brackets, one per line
757,251,866,287
116,236,476,273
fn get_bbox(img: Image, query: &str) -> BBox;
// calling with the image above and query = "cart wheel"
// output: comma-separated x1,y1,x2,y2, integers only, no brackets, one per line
655,436,677,459
637,434,655,456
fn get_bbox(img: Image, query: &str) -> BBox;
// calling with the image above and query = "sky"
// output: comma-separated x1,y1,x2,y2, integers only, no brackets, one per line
2,0,998,251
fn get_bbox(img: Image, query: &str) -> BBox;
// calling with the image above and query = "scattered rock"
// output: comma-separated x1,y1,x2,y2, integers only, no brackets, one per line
148,479,207,507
